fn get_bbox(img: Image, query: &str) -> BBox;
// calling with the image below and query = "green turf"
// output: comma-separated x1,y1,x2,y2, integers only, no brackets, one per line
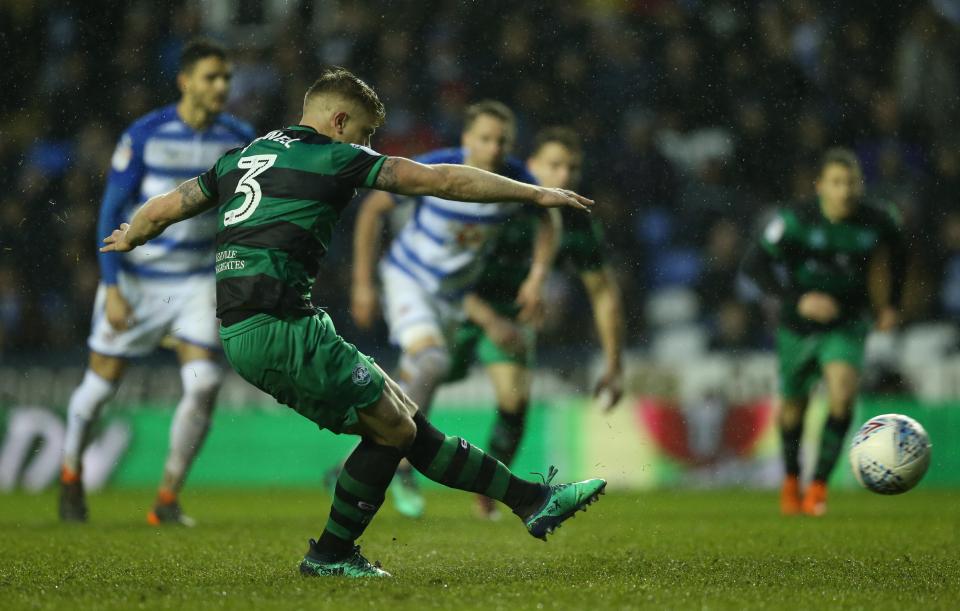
1,488,957,610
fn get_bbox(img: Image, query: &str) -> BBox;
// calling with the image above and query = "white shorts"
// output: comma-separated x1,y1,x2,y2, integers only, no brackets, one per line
379,260,464,350
87,272,219,358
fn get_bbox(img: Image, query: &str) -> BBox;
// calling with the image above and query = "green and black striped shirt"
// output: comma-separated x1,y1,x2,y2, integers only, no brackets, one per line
197,125,386,326
743,196,905,333
472,207,607,307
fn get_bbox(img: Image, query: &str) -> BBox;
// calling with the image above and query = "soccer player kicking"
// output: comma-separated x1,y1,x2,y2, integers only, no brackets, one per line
100,67,606,577
740,148,905,516
349,101,561,517
446,127,626,519
59,40,254,525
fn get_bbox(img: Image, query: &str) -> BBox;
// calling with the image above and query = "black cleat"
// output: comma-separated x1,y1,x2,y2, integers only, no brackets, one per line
147,500,196,527
59,472,88,523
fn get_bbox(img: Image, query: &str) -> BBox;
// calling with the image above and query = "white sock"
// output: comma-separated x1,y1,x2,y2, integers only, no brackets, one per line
62,370,118,474
159,360,223,494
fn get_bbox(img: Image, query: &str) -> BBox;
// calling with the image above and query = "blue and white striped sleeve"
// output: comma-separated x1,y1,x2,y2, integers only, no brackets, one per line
97,128,145,285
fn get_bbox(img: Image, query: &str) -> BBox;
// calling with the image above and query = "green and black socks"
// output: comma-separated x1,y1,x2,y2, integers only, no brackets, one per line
780,424,802,477
316,411,547,560
406,411,546,517
781,413,852,482
316,440,402,560
814,413,852,482
488,404,527,467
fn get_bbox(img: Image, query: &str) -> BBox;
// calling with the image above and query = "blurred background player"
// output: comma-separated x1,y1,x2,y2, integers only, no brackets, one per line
350,101,560,517
446,127,625,519
58,40,254,525
740,148,905,516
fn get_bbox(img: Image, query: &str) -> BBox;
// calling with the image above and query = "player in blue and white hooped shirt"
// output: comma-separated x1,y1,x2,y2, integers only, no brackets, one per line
350,101,560,517
59,40,254,526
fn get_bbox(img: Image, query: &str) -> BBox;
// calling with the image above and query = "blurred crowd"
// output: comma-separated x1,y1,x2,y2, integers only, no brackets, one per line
1,0,959,361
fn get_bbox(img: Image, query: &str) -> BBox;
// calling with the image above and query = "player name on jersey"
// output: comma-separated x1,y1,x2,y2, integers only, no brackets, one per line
242,129,302,151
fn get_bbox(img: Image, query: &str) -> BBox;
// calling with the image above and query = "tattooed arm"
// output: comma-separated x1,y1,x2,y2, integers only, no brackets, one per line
373,157,594,211
100,178,215,253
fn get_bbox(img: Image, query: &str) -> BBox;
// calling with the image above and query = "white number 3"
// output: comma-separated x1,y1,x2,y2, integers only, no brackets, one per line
224,154,277,226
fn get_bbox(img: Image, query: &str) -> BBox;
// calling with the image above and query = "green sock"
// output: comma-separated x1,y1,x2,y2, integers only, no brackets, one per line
814,414,852,482
406,411,546,517
316,440,401,560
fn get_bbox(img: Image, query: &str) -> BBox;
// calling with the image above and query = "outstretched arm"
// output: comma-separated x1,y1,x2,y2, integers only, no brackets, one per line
351,190,396,328
100,178,215,253
373,157,593,211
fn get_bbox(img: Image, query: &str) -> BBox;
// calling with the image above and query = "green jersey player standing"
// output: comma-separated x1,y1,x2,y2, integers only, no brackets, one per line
100,67,606,577
740,147,905,517
447,127,626,519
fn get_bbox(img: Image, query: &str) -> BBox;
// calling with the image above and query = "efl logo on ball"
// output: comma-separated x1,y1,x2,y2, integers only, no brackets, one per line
849,414,931,495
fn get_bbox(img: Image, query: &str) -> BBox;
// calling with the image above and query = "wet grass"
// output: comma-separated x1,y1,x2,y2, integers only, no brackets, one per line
1,488,958,610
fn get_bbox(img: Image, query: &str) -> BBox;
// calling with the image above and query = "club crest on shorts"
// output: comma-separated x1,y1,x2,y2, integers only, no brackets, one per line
352,363,372,386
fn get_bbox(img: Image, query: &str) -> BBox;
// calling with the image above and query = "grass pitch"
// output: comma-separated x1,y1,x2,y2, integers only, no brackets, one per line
1,488,957,610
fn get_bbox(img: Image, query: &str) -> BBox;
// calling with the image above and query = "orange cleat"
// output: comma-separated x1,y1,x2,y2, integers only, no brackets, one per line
780,474,802,515
802,480,828,517
147,489,196,526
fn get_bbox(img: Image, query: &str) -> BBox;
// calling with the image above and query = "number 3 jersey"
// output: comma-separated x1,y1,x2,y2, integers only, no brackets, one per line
382,148,536,299
196,125,387,326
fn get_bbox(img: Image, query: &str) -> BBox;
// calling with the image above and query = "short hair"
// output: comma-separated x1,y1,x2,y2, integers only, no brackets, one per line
179,39,227,73
303,67,386,127
463,100,516,132
530,126,583,157
819,147,861,175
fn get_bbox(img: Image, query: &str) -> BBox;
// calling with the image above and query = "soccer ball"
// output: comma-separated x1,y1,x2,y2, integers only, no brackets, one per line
849,414,931,495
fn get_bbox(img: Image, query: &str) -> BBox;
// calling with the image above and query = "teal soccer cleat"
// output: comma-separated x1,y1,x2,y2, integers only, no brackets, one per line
299,540,391,578
523,467,606,541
